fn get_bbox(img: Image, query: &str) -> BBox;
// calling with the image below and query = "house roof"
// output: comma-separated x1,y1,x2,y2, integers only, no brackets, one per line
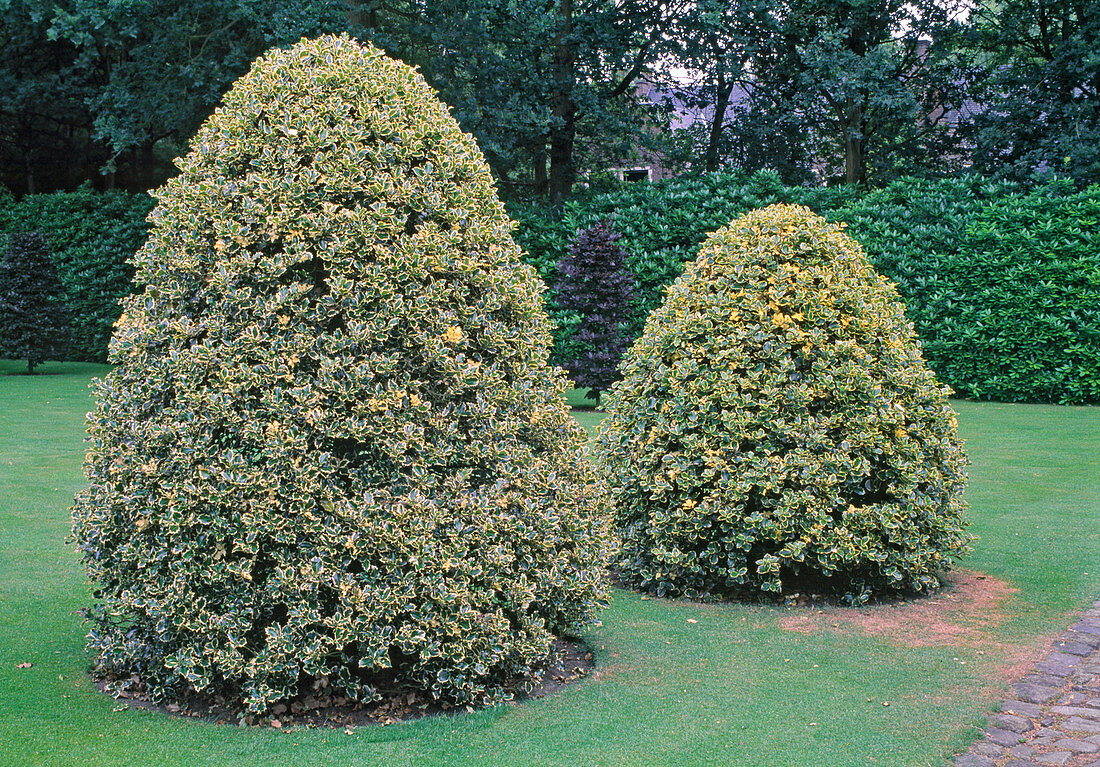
635,79,752,131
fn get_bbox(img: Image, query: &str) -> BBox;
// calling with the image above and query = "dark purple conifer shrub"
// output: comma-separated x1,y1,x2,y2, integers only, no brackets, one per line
554,221,637,403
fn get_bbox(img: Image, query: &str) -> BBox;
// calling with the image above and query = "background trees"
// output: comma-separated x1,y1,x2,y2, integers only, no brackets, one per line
656,0,790,177
789,0,971,184
0,0,347,192
403,0,686,201
962,0,1100,186
0,0,104,193
0,0,680,199
687,0,972,185
0,0,1095,196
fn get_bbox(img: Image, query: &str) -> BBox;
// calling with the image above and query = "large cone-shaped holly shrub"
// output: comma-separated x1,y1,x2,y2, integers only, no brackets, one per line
72,35,609,713
597,204,970,604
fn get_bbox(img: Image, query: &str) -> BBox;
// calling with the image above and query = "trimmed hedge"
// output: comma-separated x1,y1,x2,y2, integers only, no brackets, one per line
837,180,1100,403
512,172,859,333
513,173,1100,404
5,173,1096,402
0,186,154,362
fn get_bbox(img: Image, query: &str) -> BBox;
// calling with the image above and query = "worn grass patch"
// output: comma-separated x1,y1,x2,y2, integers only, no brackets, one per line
776,570,1020,648
1,361,1097,766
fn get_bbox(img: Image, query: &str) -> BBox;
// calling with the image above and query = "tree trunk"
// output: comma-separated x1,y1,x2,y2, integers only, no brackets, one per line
533,142,548,196
844,135,864,185
549,0,576,205
843,98,867,185
24,153,35,195
548,113,575,205
342,0,374,28
704,78,735,173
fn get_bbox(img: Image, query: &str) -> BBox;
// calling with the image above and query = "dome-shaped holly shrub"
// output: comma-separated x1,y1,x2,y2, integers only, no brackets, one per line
596,204,970,604
72,34,609,714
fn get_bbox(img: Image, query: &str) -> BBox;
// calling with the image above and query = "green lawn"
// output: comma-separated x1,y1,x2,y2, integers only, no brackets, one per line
2,359,1098,767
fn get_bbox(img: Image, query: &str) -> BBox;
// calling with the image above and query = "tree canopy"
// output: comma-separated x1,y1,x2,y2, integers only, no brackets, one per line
1,0,1094,195
963,0,1100,186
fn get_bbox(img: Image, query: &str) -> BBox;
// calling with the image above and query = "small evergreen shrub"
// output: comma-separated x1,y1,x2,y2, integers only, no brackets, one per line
554,221,637,402
596,205,971,603
72,34,609,714
0,232,72,373
0,186,154,362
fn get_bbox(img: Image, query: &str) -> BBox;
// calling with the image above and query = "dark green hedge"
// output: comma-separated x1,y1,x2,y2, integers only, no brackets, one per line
512,173,1100,404
833,178,1099,404
512,172,859,326
0,185,154,362
3,176,1096,402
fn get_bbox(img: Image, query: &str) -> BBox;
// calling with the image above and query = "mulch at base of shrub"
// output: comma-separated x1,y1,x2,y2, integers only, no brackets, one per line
93,638,595,729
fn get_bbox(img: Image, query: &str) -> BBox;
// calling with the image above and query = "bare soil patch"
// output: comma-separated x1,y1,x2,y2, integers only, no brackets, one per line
95,637,594,729
777,570,1019,648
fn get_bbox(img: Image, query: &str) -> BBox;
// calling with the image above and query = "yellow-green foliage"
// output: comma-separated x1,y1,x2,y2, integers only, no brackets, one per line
597,205,970,603
72,35,609,713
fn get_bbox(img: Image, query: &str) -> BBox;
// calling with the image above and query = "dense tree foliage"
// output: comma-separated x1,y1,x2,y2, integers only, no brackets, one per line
652,0,975,185
399,0,688,201
751,0,969,185
963,0,1100,186
0,0,103,192
656,0,816,183
61,1,346,172
0,0,679,199
0,0,347,193
1,0,1095,194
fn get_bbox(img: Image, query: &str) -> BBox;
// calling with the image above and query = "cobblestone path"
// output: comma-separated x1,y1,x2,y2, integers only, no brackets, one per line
955,598,1100,767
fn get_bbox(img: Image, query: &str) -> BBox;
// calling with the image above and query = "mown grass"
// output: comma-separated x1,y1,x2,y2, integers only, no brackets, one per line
1,359,1097,766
